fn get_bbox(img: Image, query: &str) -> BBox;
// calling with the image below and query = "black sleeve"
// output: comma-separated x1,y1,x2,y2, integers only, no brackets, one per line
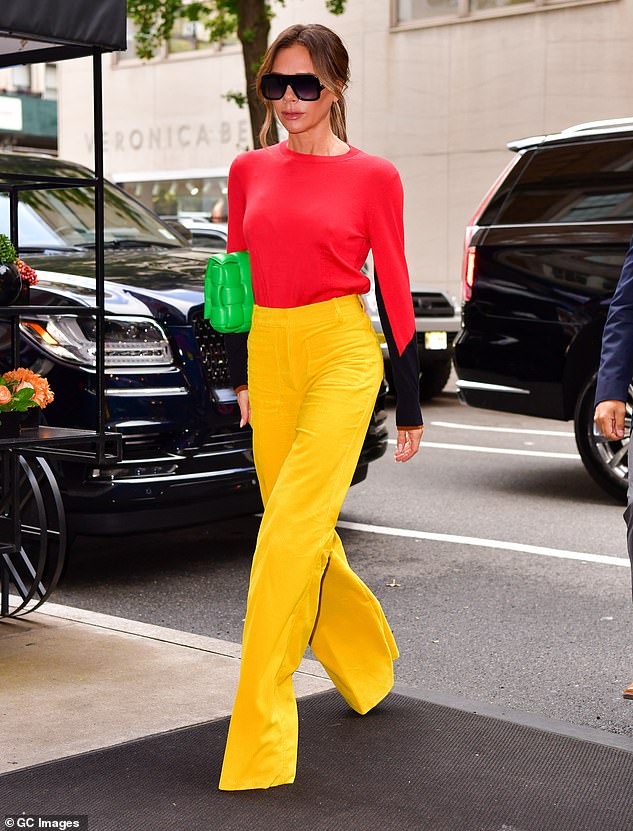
223,331,248,391
375,268,423,428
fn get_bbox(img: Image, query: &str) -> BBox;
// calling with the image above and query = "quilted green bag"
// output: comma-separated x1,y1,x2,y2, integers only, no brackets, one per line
204,250,253,333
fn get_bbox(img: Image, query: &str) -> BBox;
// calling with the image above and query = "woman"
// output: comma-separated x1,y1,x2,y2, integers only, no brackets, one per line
219,22,424,791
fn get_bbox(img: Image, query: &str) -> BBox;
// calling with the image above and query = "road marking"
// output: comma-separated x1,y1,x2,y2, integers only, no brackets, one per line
336,519,629,568
387,439,580,460
430,420,575,438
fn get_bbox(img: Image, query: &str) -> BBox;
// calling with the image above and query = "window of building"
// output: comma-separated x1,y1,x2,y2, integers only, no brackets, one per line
44,64,57,101
470,0,530,9
115,15,237,64
167,18,218,53
396,0,460,19
395,0,606,24
119,174,228,221
11,65,32,93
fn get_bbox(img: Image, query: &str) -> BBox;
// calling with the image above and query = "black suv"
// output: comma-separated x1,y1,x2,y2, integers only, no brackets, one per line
453,119,633,501
0,153,388,534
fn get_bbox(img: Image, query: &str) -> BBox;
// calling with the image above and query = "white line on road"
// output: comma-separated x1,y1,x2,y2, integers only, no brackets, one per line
387,439,581,460
336,519,628,568
430,420,575,438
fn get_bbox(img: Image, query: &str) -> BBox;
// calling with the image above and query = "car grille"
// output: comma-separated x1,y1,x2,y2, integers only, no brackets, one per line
411,292,455,318
191,312,232,388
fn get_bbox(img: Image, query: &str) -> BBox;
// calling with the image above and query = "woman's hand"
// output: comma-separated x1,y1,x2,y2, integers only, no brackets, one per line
237,388,251,428
395,426,424,462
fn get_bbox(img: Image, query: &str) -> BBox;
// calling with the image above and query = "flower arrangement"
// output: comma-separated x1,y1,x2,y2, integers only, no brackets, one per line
16,258,38,285
0,368,54,412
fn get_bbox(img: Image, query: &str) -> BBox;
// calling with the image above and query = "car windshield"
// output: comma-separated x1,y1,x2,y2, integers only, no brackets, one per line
0,181,184,250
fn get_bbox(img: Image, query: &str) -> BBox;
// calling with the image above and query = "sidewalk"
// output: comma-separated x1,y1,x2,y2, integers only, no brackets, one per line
3,599,633,831
0,599,333,774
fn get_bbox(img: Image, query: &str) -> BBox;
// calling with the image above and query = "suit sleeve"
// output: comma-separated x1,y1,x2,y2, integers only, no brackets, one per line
595,238,633,406
223,156,249,393
368,169,423,429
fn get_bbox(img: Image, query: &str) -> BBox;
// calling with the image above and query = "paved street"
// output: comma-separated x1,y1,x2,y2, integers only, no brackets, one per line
54,378,633,739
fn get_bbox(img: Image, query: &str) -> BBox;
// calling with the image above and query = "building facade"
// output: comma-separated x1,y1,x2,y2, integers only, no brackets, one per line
0,62,57,151
58,0,633,297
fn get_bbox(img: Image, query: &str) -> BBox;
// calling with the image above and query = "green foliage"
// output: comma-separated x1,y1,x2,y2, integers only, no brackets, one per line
0,233,17,264
127,0,239,60
0,384,35,412
222,90,248,108
127,1,348,60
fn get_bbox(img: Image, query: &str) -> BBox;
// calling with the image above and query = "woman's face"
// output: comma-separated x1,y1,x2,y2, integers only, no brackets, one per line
269,44,339,137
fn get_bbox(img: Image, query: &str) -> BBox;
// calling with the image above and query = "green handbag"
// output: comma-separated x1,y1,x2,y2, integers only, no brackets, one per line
204,250,253,333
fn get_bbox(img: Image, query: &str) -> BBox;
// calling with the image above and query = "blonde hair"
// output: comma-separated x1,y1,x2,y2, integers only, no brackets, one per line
256,24,350,148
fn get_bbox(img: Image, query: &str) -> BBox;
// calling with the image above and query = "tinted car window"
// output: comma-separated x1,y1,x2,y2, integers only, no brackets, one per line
492,139,633,225
492,248,625,295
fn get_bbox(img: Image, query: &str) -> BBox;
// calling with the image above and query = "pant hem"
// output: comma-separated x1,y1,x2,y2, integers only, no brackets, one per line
218,774,296,791
345,676,395,716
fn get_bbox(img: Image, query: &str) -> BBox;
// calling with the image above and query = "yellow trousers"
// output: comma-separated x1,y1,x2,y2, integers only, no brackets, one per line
218,294,399,791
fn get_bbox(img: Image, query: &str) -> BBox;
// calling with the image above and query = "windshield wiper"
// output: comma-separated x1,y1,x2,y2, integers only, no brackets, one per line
19,245,87,254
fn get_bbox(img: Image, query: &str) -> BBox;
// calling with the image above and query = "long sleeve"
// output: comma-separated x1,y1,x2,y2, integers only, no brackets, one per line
374,268,422,428
595,237,633,405
223,156,249,392
368,170,423,429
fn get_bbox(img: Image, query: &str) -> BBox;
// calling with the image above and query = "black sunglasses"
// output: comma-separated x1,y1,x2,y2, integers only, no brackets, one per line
260,73,325,102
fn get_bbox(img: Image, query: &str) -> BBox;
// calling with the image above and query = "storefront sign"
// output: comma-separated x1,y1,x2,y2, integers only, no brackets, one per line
84,119,250,154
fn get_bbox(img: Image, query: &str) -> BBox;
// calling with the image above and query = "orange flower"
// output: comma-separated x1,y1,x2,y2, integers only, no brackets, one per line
3,368,54,408
0,386,11,405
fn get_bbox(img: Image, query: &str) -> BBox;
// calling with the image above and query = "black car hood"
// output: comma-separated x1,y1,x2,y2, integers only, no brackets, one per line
26,246,211,323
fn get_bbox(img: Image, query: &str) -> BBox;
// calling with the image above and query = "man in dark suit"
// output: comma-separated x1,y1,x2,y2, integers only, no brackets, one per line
594,241,633,701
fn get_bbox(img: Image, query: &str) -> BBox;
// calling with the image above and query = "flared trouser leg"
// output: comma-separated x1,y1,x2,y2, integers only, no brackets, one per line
309,529,399,713
218,295,399,791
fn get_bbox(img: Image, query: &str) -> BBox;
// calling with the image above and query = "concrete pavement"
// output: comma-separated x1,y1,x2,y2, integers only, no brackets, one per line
0,599,333,775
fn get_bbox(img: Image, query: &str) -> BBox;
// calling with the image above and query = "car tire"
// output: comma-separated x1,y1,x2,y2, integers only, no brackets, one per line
574,376,630,503
420,360,452,402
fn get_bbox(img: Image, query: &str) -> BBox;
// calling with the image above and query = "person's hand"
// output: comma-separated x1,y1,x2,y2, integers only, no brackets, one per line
594,399,626,440
237,388,251,428
395,426,424,462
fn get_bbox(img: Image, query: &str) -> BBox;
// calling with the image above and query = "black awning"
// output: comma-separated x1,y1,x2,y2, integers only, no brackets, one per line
0,0,127,67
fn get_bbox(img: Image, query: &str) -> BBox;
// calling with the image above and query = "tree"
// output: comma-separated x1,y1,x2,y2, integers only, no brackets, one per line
126,1,347,149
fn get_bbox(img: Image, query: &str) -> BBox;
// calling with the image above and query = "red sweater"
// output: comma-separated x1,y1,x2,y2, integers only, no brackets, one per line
224,139,422,429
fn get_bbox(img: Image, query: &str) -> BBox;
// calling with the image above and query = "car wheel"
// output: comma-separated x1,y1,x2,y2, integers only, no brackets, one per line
574,376,630,503
420,360,452,402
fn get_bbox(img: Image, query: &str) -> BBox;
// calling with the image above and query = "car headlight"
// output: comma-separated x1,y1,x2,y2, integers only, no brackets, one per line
20,315,174,367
